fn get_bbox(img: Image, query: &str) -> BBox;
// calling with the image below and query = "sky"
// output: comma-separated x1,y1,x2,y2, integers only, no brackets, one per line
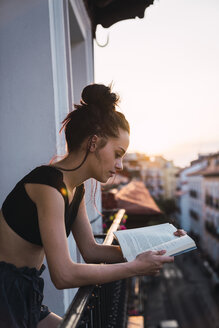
94,0,219,168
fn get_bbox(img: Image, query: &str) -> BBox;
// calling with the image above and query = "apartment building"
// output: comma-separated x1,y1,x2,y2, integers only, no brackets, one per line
176,153,219,268
175,157,208,232
202,154,219,267
187,170,205,245
124,153,179,200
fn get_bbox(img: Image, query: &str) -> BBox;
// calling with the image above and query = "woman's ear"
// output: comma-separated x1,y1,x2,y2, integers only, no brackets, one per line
88,135,98,152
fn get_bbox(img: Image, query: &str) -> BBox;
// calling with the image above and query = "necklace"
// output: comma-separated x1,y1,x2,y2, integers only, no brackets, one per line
54,149,89,172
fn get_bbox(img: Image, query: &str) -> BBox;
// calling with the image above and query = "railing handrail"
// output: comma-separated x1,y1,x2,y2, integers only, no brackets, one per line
59,209,126,328
103,209,125,246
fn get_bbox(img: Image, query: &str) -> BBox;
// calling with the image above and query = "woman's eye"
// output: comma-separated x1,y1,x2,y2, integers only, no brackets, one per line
115,153,121,158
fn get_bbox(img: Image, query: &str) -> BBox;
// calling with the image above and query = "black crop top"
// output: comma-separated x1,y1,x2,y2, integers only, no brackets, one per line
2,165,85,246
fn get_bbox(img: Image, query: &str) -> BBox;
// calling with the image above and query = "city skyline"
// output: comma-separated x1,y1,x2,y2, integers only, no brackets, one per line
94,0,219,168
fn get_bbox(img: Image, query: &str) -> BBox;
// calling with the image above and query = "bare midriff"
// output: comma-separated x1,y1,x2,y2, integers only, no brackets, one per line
0,210,44,270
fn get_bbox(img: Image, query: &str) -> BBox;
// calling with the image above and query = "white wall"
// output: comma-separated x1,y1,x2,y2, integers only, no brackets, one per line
203,178,219,265
178,161,207,232
188,176,203,237
43,0,98,316
0,0,101,317
0,0,56,204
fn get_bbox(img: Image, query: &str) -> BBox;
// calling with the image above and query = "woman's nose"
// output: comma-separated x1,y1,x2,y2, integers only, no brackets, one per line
115,159,123,171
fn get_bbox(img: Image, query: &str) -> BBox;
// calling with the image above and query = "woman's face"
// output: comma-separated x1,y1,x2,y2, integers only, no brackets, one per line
92,129,130,183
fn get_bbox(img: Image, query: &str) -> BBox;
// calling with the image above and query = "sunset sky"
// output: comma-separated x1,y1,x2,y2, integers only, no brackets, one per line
94,0,219,168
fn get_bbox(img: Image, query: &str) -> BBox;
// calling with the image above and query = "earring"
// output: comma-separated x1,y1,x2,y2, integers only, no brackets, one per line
88,135,97,150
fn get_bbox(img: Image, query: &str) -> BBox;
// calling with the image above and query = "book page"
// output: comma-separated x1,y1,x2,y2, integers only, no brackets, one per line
114,223,196,261
114,223,175,261
152,234,196,256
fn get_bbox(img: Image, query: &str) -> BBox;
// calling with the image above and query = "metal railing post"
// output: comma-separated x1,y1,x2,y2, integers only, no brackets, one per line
59,209,126,328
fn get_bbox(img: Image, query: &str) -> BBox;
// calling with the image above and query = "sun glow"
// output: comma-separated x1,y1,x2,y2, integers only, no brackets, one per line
94,0,219,167
127,118,180,156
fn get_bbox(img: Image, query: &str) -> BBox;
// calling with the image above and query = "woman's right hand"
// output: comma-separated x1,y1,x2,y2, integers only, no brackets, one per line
133,249,174,276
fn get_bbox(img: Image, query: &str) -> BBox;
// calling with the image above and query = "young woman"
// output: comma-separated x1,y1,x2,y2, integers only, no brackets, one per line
0,84,185,328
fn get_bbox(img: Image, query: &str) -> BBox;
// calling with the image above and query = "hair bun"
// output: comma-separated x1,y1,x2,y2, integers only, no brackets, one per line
81,84,119,114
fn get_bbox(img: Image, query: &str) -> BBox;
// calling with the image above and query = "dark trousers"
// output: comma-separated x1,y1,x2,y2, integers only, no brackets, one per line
0,261,50,328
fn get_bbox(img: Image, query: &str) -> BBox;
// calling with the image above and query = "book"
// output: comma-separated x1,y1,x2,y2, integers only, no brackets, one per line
114,223,197,262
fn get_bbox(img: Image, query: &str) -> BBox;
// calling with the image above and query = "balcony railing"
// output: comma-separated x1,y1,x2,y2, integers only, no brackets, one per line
205,195,219,209
59,209,127,328
189,189,198,198
189,209,199,221
205,221,219,241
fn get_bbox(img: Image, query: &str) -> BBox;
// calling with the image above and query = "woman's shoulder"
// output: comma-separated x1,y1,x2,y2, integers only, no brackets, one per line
21,165,64,188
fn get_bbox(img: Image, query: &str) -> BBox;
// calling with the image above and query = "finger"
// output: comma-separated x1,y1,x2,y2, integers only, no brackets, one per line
160,255,174,263
154,249,166,255
174,229,186,236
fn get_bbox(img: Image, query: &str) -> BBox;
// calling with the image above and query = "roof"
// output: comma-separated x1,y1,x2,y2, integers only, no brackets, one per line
115,180,161,215
84,0,155,36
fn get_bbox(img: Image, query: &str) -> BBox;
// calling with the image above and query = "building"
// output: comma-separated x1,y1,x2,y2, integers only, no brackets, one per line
162,160,179,199
175,152,219,269
186,169,205,245
202,153,219,268
175,156,208,232
124,153,179,200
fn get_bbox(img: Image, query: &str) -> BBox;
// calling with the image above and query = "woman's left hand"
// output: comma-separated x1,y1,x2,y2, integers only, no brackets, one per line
174,229,187,237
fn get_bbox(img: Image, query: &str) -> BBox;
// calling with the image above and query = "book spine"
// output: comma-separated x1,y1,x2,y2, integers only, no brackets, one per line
171,246,197,257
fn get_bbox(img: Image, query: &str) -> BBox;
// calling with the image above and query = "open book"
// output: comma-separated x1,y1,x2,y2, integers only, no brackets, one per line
114,223,197,262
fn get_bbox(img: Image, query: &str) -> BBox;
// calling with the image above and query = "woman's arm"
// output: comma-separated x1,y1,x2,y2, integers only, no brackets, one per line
29,184,174,289
72,200,187,263
71,197,124,264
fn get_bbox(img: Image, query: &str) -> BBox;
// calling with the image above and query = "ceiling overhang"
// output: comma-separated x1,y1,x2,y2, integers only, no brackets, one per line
84,0,155,37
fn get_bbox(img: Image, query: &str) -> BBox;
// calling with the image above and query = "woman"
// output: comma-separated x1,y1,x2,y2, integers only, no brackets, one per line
0,84,185,327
